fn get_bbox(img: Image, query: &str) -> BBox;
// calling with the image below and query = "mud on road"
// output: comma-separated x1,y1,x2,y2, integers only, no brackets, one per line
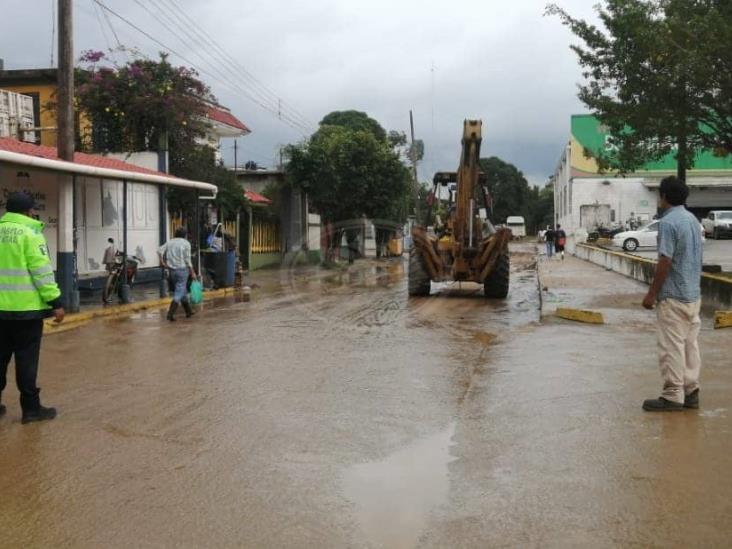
1,242,731,548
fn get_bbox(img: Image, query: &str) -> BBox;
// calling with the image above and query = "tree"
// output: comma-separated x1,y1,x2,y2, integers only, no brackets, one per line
285,123,411,262
75,51,210,154
479,157,530,224
319,110,387,142
677,1,732,155
75,51,247,221
546,0,732,182
168,145,247,222
478,157,553,234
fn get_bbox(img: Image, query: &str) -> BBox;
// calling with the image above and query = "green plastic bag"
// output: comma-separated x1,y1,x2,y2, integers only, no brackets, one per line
189,280,203,305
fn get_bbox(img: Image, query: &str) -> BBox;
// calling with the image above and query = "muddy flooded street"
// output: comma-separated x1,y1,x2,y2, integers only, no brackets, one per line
2,243,731,548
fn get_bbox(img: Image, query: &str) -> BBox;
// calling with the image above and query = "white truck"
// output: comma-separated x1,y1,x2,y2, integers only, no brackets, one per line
702,210,732,240
506,216,526,239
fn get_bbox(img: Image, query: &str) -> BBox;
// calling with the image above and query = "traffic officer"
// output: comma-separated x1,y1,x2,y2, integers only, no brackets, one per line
0,191,64,424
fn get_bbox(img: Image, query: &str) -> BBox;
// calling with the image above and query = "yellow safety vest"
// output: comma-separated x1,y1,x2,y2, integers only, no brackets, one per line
0,212,61,317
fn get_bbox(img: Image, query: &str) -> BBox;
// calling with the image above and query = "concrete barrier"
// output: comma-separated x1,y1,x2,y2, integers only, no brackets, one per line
575,243,732,309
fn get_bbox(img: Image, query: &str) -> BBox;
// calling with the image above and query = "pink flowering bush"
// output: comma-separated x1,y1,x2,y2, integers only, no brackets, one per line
75,51,212,155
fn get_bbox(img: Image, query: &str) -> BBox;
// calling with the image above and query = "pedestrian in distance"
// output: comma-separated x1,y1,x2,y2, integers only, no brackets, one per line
544,225,555,258
0,192,64,424
642,176,703,412
103,237,117,273
158,227,197,321
554,225,567,260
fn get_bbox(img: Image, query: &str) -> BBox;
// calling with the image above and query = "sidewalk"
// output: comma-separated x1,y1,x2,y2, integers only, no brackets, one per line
538,253,655,327
45,256,403,335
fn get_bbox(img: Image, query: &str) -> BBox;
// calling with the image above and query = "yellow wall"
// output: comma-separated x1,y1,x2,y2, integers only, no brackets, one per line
2,83,58,147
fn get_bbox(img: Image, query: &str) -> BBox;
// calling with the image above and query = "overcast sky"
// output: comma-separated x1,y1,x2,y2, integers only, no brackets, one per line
1,0,601,185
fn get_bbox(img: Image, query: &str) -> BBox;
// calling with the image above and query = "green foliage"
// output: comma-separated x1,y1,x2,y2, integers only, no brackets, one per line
285,124,411,226
479,157,553,234
546,0,732,181
76,51,249,219
319,110,388,142
168,144,247,220
76,51,211,154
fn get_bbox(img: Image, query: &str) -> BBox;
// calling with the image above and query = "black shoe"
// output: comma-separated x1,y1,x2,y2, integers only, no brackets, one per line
181,299,194,318
166,301,178,321
0,404,6,417
21,406,57,424
684,389,700,409
642,397,684,412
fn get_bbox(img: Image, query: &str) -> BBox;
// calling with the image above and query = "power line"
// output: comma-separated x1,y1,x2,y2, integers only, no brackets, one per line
89,0,114,60
98,0,123,52
90,0,311,135
154,0,315,131
50,0,56,66
155,0,313,129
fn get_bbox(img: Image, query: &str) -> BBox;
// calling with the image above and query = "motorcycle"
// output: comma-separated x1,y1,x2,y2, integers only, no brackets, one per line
102,252,143,303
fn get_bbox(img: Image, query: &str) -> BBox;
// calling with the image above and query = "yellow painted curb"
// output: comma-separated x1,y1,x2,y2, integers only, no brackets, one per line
43,287,241,336
555,307,605,325
714,311,732,330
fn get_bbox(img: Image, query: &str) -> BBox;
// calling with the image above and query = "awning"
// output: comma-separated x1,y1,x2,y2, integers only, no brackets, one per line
244,189,272,204
0,137,217,195
643,176,732,189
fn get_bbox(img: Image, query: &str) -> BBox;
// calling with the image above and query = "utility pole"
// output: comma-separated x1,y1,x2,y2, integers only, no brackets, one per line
233,139,238,173
57,0,79,312
409,110,419,221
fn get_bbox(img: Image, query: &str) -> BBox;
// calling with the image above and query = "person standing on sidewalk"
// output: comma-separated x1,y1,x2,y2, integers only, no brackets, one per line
158,227,197,321
0,192,64,424
544,225,555,258
554,225,567,260
642,176,703,412
102,237,117,272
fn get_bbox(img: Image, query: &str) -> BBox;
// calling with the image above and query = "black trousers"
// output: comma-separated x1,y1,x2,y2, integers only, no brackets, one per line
0,319,44,411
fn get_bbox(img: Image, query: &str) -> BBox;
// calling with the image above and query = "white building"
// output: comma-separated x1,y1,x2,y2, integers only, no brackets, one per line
552,115,732,250
0,137,216,296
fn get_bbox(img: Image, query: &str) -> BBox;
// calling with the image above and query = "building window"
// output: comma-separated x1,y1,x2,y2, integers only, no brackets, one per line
25,92,41,145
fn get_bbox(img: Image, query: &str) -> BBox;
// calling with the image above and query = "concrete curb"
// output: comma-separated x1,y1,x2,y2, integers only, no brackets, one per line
555,307,605,325
574,243,732,309
715,311,732,330
43,287,242,336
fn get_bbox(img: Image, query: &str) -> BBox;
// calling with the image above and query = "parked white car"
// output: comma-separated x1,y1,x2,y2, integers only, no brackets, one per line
612,220,705,252
701,210,732,239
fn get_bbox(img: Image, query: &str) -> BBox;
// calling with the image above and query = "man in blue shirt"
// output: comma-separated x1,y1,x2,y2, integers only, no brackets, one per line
642,176,703,411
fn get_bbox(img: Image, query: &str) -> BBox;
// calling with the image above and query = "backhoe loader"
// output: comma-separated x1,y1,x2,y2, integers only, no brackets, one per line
409,120,511,297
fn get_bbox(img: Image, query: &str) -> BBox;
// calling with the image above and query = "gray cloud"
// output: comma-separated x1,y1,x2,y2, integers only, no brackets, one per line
1,0,601,185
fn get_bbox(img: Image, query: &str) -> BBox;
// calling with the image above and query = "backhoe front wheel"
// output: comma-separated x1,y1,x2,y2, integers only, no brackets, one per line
484,253,510,299
408,248,431,296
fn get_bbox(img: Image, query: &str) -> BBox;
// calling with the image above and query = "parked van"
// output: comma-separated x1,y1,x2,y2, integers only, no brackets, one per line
506,216,526,239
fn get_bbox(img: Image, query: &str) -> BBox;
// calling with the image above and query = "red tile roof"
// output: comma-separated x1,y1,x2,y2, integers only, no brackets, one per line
206,106,250,133
0,137,169,177
244,189,272,204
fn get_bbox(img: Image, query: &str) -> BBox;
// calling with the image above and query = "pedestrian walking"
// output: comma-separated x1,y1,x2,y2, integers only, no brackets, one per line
642,176,703,412
554,225,567,260
158,227,197,321
544,225,555,258
0,192,64,424
103,237,117,272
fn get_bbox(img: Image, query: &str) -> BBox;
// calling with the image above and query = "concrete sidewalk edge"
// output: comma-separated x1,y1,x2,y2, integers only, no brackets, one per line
43,287,241,336
575,243,732,309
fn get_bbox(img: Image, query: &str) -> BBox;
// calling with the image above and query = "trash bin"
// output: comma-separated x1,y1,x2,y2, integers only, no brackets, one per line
203,251,236,288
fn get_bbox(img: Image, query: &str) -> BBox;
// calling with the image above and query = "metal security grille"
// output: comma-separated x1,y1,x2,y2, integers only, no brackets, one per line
251,221,280,254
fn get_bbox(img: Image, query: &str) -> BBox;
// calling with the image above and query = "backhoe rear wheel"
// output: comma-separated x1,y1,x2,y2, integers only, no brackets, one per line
483,253,510,299
408,247,431,296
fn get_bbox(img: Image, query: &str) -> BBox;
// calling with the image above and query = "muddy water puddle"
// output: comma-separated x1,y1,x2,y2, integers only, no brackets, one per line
343,423,457,549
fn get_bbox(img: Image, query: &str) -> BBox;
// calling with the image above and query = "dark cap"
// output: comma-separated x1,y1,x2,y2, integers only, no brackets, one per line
6,192,36,213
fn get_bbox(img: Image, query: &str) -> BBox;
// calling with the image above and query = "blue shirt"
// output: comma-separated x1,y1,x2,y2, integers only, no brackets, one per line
657,206,702,303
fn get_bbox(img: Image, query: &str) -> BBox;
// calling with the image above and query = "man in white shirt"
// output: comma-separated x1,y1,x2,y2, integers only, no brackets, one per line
158,227,198,321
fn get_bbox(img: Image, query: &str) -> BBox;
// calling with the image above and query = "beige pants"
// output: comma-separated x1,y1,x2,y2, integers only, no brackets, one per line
657,298,702,403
